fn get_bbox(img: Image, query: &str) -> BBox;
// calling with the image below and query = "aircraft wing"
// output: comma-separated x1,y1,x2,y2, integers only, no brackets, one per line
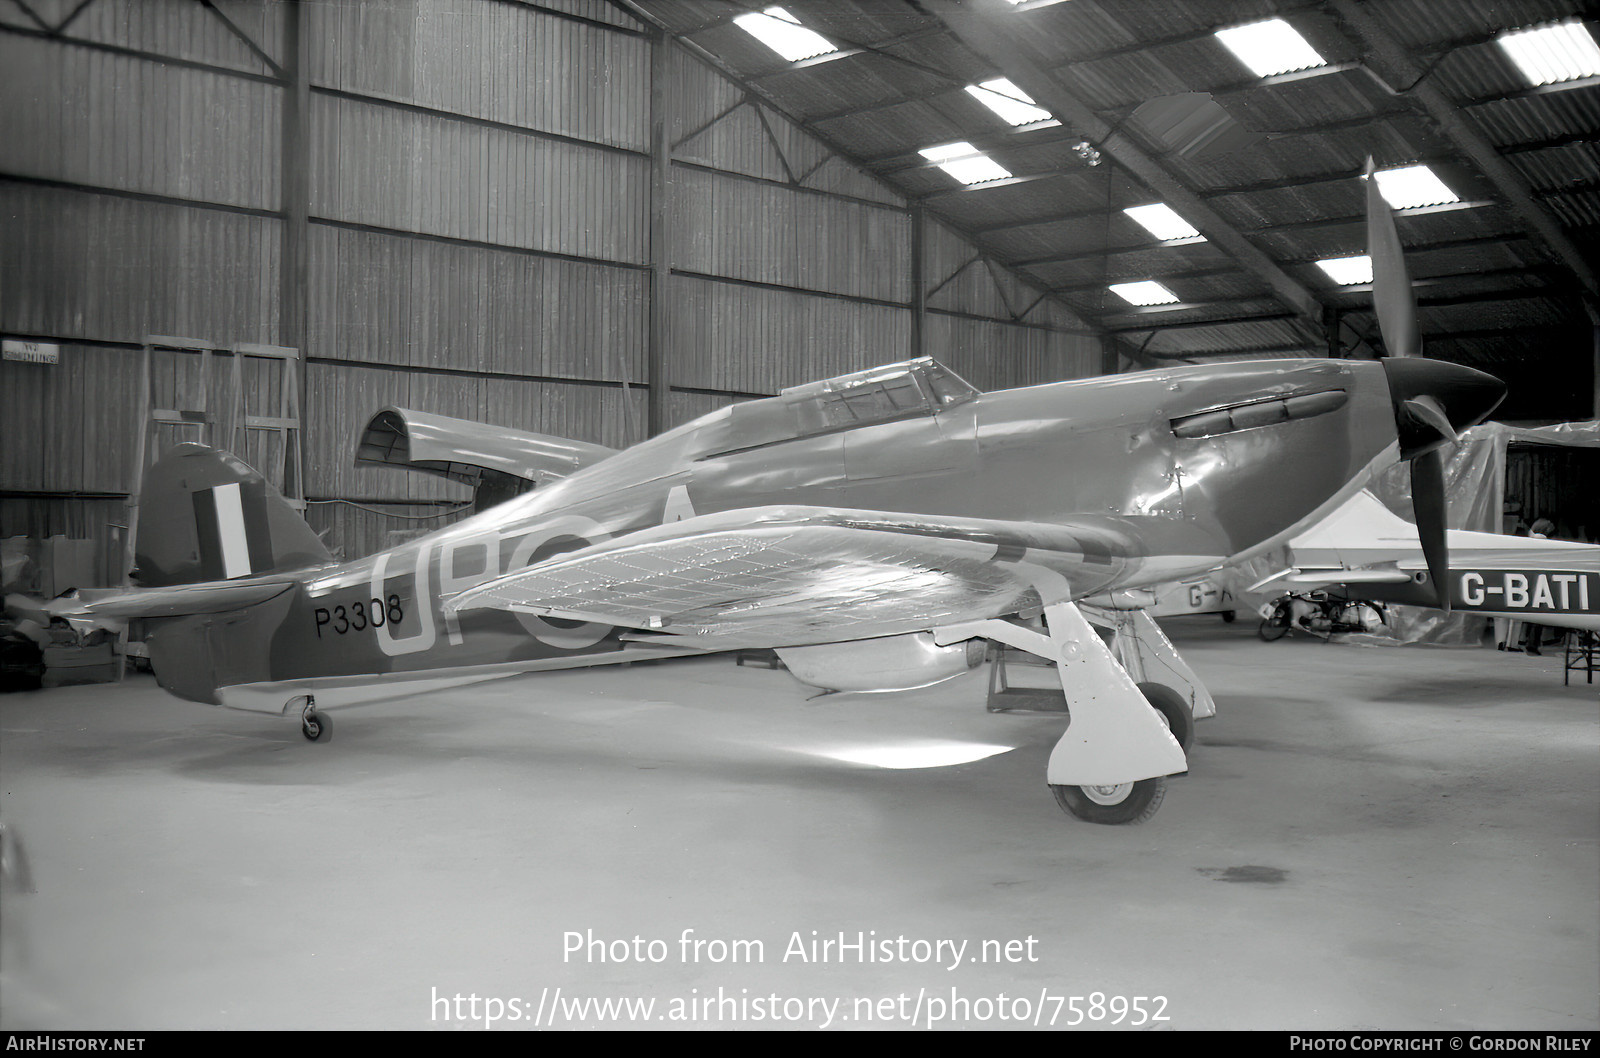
1269,490,1600,592
446,505,1225,646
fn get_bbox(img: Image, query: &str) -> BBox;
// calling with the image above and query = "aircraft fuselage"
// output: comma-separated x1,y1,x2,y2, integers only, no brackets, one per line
146,356,1408,707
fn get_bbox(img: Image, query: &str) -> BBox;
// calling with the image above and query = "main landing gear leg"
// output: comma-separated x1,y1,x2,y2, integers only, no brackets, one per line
936,599,1189,824
294,696,332,743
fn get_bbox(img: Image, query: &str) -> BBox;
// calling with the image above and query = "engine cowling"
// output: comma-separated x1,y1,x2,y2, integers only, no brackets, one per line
776,632,986,693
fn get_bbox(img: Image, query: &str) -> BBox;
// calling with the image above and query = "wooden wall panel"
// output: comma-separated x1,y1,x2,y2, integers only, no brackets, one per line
671,167,911,303
0,37,280,211
61,0,284,76
668,276,912,394
309,0,647,150
304,224,647,379
0,186,280,345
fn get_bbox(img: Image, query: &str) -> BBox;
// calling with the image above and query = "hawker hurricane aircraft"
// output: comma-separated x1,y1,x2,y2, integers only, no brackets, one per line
58,163,1506,823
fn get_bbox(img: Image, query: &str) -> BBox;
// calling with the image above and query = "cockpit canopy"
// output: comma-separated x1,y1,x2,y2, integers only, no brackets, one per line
697,358,980,459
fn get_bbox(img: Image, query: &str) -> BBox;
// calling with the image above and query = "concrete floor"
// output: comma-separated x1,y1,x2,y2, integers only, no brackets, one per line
1,621,1595,1031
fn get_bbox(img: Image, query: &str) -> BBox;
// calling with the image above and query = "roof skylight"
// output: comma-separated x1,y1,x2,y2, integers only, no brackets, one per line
1315,255,1373,286
1110,281,1181,306
965,78,1060,127
1123,203,1204,242
1497,20,1600,86
1215,18,1329,78
919,142,1012,185
1371,164,1460,209
733,7,840,63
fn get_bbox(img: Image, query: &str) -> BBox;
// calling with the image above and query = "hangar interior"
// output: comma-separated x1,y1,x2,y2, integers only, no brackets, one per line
1,0,1597,1032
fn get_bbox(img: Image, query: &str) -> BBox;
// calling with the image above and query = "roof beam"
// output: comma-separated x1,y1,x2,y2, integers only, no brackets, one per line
1047,264,1247,295
920,0,1329,342
1104,310,1301,335
1324,0,1598,303
1013,239,1221,270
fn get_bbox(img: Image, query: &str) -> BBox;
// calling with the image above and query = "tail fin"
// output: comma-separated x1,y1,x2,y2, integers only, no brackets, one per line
132,443,332,586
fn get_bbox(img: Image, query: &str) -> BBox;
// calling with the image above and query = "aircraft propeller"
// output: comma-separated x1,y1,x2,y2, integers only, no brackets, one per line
1367,158,1505,612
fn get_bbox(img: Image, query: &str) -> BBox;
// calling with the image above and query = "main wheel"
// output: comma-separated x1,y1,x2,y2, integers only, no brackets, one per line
1257,607,1291,641
1220,610,1236,623
1051,777,1167,825
301,710,332,742
1050,685,1188,824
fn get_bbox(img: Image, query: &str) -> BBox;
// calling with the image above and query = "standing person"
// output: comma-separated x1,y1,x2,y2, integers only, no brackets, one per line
1521,517,1557,656
1496,505,1532,652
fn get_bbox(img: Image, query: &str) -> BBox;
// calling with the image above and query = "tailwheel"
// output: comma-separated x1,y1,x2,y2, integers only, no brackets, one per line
298,698,332,743
1051,778,1167,825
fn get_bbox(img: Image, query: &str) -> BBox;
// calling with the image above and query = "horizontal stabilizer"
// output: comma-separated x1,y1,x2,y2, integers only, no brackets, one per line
52,580,294,621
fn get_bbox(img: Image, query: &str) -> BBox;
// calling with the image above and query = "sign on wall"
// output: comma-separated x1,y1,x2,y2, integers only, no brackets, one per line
2,339,60,364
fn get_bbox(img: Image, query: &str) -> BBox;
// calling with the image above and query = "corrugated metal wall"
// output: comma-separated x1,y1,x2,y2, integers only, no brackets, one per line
2,0,1099,566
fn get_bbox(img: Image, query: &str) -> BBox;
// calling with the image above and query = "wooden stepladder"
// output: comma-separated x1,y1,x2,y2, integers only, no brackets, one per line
228,342,306,515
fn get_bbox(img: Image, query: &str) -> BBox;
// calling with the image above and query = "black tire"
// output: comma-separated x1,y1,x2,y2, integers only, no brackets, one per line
1258,608,1291,641
1220,610,1236,623
301,710,332,743
1051,778,1167,825
1138,682,1195,753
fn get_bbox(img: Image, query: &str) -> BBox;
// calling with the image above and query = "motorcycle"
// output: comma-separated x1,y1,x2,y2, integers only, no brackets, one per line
1257,591,1388,642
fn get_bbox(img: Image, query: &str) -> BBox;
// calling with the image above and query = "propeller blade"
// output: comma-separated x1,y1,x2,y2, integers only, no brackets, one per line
1367,157,1419,359
1410,448,1451,613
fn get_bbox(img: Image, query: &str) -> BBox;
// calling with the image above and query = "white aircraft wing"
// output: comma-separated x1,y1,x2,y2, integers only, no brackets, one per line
446,505,1225,646
1271,491,1600,629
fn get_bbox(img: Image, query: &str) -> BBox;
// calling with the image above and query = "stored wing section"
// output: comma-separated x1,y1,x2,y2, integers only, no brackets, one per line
446,505,1226,645
355,407,617,487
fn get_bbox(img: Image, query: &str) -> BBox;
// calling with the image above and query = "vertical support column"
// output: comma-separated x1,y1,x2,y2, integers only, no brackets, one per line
1591,319,1599,419
279,0,310,451
910,204,926,359
1323,305,1343,359
647,28,672,438
1099,336,1121,376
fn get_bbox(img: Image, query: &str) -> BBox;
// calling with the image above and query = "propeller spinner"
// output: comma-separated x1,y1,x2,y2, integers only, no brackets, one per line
1367,158,1507,611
